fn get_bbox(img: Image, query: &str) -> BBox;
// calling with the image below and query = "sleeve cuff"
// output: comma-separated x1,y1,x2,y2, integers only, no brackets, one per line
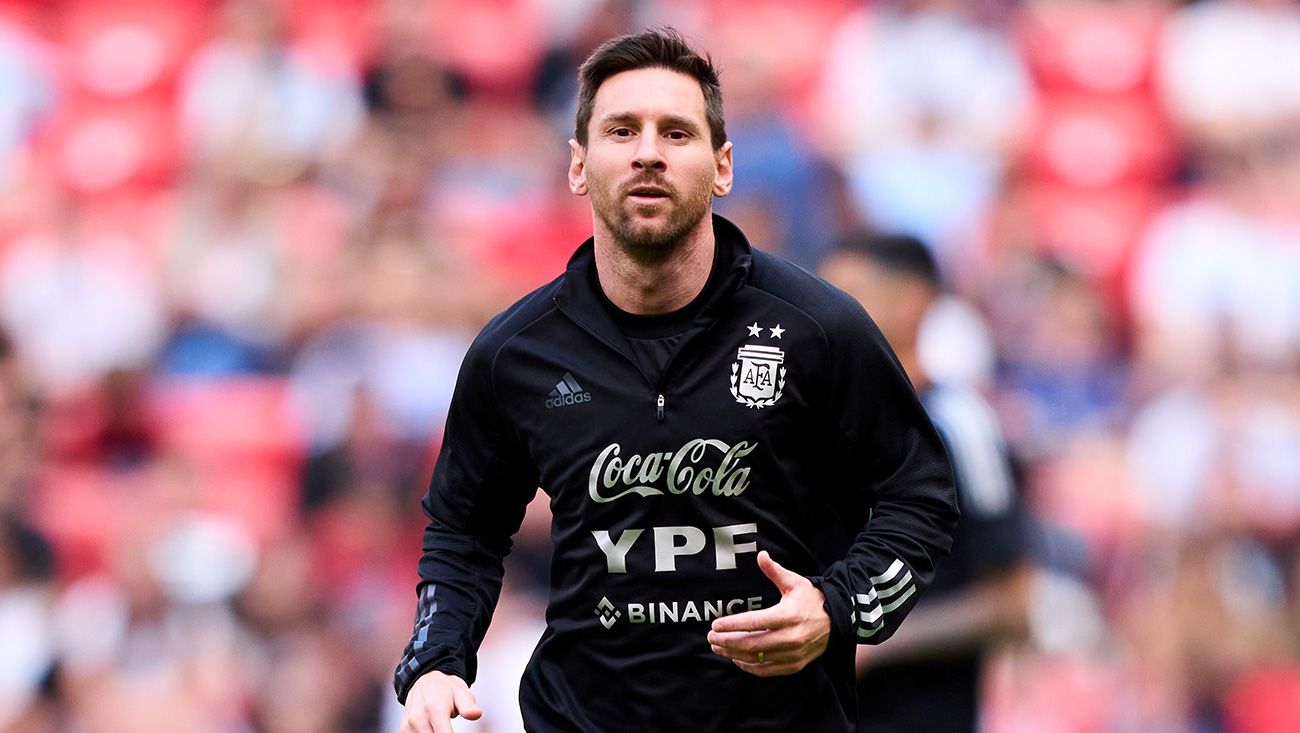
808,574,852,646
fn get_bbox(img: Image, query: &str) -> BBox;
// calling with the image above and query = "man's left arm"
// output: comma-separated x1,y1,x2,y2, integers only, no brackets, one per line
710,303,959,673
808,307,960,650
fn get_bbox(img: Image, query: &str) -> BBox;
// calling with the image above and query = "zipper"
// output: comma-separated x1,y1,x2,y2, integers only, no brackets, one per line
555,297,665,421
554,295,724,425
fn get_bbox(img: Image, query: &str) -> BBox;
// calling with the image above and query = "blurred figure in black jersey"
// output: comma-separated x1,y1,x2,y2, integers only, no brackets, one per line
821,233,1032,733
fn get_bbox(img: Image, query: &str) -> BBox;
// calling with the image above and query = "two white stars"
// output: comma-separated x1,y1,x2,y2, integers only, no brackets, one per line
746,322,784,339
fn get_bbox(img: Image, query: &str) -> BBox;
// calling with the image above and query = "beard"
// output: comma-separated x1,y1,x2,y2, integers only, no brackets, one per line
589,172,714,265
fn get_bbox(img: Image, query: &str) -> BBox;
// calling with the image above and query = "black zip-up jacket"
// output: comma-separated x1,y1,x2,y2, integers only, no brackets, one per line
395,215,959,732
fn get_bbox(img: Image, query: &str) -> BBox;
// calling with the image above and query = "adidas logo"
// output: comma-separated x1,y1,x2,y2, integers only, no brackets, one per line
545,372,592,409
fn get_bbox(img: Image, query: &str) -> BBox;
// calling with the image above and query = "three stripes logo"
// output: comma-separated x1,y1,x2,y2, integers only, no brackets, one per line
545,372,592,409
854,559,916,639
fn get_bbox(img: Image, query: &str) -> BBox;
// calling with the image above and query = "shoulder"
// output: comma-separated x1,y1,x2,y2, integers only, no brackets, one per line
747,248,872,342
463,275,565,373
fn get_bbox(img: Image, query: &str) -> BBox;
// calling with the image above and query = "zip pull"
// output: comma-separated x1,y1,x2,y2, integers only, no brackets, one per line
656,394,665,421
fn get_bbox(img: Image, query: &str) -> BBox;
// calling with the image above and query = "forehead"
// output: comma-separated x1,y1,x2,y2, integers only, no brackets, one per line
590,67,709,125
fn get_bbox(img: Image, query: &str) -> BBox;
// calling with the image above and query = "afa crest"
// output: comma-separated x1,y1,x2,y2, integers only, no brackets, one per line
730,344,786,409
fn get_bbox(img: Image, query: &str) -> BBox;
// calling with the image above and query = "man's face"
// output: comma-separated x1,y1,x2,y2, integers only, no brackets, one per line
819,253,929,352
569,67,733,260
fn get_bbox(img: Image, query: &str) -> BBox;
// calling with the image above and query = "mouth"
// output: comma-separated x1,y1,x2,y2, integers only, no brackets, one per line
626,186,671,203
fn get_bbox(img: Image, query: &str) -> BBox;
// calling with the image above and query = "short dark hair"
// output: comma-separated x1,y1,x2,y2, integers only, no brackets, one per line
833,231,941,289
574,28,726,150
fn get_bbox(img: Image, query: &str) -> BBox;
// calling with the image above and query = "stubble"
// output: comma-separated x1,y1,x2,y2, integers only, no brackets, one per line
590,173,714,266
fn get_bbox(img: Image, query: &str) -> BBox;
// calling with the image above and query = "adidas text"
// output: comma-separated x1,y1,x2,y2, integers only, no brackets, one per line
546,391,592,409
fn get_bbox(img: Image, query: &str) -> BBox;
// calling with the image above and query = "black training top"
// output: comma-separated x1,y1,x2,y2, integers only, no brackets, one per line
394,215,959,733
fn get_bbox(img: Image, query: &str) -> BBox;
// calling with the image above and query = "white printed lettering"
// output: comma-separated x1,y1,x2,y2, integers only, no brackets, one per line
591,528,644,574
712,523,759,570
589,439,757,503
653,526,706,572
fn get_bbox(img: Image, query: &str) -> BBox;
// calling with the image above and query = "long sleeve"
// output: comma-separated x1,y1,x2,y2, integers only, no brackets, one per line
810,303,960,647
393,333,539,703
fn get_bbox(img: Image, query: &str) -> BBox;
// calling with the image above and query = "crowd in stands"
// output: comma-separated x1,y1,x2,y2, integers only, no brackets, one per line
1,0,1299,731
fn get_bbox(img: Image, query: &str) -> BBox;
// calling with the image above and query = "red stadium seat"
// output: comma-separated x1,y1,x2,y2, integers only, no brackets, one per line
480,197,591,292
38,95,179,194
1017,0,1167,96
28,465,120,579
704,0,855,102
1226,666,1300,733
57,0,208,99
200,460,301,543
0,1,47,38
428,0,544,95
1021,94,1177,188
149,377,306,462
281,0,374,74
1021,183,1165,287
148,377,307,542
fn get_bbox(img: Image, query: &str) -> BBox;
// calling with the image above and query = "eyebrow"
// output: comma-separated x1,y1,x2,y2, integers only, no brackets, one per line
597,112,704,134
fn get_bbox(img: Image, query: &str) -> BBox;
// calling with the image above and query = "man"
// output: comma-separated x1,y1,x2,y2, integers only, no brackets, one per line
820,234,1031,733
395,30,959,733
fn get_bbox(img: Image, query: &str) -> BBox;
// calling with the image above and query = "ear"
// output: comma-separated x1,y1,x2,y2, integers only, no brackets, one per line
712,141,734,197
568,139,589,196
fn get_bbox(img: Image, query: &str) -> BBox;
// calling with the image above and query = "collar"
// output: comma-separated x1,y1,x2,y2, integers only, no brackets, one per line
553,213,754,360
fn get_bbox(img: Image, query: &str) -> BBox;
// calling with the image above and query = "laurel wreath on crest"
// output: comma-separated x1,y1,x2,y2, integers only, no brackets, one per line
730,363,787,409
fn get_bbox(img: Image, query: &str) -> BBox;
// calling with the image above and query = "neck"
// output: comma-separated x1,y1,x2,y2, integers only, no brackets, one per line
593,214,716,315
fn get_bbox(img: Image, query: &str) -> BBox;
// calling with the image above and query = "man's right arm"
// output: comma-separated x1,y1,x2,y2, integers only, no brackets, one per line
393,334,539,706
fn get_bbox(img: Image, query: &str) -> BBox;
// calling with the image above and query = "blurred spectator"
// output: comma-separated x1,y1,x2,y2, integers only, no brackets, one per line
1137,0,1300,385
713,49,840,268
1128,372,1300,543
1129,187,1300,383
820,233,1032,733
0,205,167,393
1158,0,1300,155
0,329,37,514
0,512,56,730
532,0,636,130
290,218,478,502
0,17,54,193
49,506,260,733
178,0,363,186
815,0,1030,278
992,259,1128,458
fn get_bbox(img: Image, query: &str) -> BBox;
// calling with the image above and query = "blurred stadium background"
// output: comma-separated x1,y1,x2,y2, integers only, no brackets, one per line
1,0,1299,730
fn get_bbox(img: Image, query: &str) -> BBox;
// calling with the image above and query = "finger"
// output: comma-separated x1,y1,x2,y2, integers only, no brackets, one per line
710,605,793,634
757,550,805,594
710,643,801,666
732,658,804,677
452,685,483,721
424,706,454,733
403,705,440,733
708,629,803,654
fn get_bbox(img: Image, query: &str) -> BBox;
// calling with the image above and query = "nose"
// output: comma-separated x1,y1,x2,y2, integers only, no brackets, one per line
632,130,666,172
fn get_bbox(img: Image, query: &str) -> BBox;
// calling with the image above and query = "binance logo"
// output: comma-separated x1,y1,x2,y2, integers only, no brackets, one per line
594,596,621,630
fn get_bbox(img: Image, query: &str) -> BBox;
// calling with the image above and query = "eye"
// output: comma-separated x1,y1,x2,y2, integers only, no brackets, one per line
666,130,689,141
611,127,633,138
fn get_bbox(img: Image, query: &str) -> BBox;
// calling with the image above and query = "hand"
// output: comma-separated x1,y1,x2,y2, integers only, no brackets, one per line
400,670,483,733
706,550,831,677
